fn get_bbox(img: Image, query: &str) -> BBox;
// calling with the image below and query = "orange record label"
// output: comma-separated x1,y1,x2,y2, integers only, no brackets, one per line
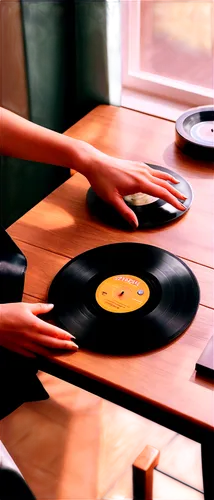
95,274,150,313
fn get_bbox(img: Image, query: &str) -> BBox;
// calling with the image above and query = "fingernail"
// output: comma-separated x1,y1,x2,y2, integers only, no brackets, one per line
172,177,179,184
130,220,138,230
179,193,187,200
70,334,76,339
179,203,186,211
71,342,79,349
66,333,76,339
67,340,79,348
47,303,54,308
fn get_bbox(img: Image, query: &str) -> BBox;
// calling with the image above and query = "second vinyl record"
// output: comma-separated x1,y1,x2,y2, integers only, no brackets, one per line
48,243,199,355
87,164,193,230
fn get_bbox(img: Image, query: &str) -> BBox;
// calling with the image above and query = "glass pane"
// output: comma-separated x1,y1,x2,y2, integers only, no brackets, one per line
140,2,213,89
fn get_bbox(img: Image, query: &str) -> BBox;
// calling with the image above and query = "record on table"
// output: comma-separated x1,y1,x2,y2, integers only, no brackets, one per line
48,243,200,355
175,105,214,160
86,164,193,230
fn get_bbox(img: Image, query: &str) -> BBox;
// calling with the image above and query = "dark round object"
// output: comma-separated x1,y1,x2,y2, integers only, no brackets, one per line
175,105,214,160
48,243,200,355
86,164,192,230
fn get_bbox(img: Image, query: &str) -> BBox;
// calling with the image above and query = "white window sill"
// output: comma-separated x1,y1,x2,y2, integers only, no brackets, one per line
121,88,193,123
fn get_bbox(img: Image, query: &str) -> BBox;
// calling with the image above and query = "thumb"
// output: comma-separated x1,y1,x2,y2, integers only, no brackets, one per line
111,194,138,229
28,302,54,316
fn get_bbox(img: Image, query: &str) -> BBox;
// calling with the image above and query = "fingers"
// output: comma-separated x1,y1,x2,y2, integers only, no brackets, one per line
6,343,36,358
16,339,55,358
34,315,76,341
28,302,54,315
150,177,187,200
144,182,186,211
14,346,36,358
26,303,76,340
149,167,179,184
24,329,79,351
22,303,79,350
111,194,139,229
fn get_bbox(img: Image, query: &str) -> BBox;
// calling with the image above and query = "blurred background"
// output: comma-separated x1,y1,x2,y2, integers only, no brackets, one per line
140,2,213,88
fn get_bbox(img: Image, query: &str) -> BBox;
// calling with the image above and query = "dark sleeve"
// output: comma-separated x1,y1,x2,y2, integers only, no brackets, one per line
0,467,36,500
0,226,49,421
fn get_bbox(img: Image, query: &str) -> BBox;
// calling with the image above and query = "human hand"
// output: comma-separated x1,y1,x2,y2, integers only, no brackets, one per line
0,107,186,227
0,302,78,358
79,145,186,228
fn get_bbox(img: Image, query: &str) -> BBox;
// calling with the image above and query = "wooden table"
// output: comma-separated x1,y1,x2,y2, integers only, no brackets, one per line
8,105,214,500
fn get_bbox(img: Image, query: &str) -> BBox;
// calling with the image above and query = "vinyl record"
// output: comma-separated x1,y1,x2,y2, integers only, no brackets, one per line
48,243,200,355
86,164,193,230
175,105,214,160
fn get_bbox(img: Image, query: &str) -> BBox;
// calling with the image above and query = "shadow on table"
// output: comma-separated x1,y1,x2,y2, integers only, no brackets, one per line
163,143,214,179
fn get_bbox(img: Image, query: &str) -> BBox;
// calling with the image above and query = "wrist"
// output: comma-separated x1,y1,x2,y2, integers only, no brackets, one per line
64,137,106,178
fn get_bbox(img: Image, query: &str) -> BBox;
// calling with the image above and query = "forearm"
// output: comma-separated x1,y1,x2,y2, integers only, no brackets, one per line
0,107,96,176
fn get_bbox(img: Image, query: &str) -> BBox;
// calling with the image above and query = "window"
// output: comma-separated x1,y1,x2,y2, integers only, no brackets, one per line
122,1,214,120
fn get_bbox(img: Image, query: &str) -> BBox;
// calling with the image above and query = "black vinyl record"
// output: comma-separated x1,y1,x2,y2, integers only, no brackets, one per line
86,164,193,230
175,105,214,160
48,243,200,355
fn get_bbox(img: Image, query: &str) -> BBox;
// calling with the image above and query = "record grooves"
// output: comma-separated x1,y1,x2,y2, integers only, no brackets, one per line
48,243,200,355
86,164,193,230
175,105,214,160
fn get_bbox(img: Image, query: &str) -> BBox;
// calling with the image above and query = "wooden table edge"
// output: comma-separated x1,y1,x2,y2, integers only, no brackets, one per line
37,354,213,443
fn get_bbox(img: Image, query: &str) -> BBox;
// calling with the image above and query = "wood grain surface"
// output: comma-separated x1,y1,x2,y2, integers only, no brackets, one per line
9,114,214,267
9,168,214,267
15,225,214,309
18,240,214,430
7,105,214,437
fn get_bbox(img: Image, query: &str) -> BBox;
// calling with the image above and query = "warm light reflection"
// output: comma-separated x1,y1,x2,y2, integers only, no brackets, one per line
23,199,76,231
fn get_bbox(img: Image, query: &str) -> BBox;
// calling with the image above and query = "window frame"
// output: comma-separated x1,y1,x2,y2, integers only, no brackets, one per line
121,0,214,119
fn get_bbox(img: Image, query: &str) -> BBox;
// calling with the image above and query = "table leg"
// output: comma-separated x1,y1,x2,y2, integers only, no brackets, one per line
133,445,160,500
201,439,214,500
